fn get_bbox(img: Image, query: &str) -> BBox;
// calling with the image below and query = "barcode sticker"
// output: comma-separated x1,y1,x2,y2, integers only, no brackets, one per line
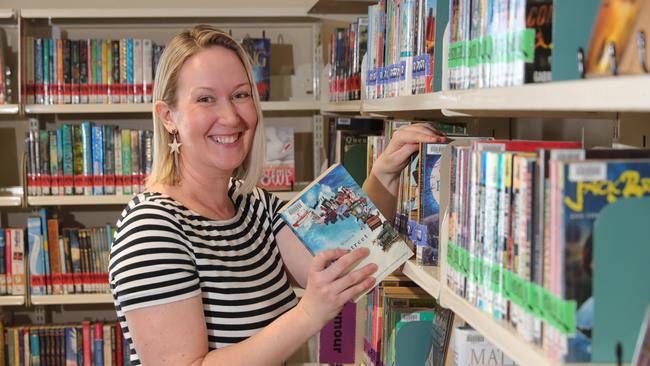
427,144,446,155
477,143,505,152
401,313,420,322
286,200,307,217
551,149,585,161
337,118,351,126
569,162,607,182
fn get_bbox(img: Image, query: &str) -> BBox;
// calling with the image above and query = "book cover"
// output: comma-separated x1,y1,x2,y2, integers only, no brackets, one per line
46,219,63,295
241,37,270,101
417,143,445,266
451,326,517,366
10,229,25,295
279,163,413,301
0,230,5,295
259,127,295,191
92,125,104,195
525,0,553,83
561,159,650,362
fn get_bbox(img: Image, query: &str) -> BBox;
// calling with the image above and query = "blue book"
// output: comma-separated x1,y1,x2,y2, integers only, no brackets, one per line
92,125,104,195
64,327,78,366
126,39,134,102
278,163,413,301
30,329,41,366
93,324,104,366
62,124,74,195
27,216,46,295
39,208,51,295
417,143,445,266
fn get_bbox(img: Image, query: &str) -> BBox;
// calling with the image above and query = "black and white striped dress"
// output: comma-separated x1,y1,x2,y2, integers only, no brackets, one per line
109,183,298,365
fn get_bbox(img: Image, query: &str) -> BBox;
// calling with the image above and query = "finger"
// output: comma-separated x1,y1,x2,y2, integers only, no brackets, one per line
394,128,448,144
411,122,448,137
330,262,378,294
311,248,348,273
338,275,377,304
320,247,370,282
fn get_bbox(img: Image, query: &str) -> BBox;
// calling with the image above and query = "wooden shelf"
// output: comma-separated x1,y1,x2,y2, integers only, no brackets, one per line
401,260,441,299
20,5,314,19
28,195,133,206
321,100,362,113
0,104,19,114
0,296,25,306
440,287,556,366
0,196,21,207
24,101,320,114
31,293,113,305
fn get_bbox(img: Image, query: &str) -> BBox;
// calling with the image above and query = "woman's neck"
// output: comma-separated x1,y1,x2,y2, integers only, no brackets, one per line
153,163,236,221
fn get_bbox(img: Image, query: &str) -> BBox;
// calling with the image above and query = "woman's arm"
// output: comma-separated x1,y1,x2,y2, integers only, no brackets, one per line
125,247,376,366
363,123,447,221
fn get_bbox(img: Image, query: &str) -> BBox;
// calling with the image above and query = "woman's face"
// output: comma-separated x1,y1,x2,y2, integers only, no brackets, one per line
171,46,257,178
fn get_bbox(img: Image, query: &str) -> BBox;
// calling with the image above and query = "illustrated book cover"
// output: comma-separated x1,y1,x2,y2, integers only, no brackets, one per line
278,163,413,301
259,127,295,191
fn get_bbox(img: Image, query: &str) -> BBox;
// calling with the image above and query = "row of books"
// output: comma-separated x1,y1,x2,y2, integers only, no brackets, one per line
25,123,153,196
447,0,552,90
23,37,165,105
365,0,437,100
328,17,368,102
27,211,113,296
444,139,650,362
364,278,455,366
1,322,130,366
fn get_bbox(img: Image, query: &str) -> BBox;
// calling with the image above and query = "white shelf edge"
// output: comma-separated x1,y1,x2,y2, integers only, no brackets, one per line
30,293,113,305
25,103,152,114
24,101,320,114
401,260,441,299
363,93,445,113
440,287,556,366
20,7,312,19
0,104,19,114
321,100,362,113
0,9,15,19
28,195,133,206
0,196,22,207
0,296,26,306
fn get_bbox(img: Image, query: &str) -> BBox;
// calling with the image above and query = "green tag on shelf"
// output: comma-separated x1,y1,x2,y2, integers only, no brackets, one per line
503,270,512,299
484,35,494,64
490,265,500,293
563,300,577,336
469,39,479,67
462,250,471,277
540,288,554,326
447,242,456,270
527,283,540,316
521,28,536,62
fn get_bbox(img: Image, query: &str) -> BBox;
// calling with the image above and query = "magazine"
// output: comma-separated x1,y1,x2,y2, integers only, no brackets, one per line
278,163,413,301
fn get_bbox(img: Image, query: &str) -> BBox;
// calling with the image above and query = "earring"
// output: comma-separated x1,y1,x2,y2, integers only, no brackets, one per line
169,129,182,184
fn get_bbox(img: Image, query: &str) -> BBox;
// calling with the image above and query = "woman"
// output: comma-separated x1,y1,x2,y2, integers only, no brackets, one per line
109,25,446,366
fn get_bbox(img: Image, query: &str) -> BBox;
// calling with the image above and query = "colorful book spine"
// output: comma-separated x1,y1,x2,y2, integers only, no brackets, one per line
62,124,74,195
79,40,89,104
81,121,93,195
71,40,80,104
121,129,132,195
27,216,46,295
133,39,143,103
142,39,153,103
112,40,120,104
114,128,123,195
10,229,25,295
120,39,128,104
92,125,104,195
126,39,134,103
49,131,60,195
64,39,72,103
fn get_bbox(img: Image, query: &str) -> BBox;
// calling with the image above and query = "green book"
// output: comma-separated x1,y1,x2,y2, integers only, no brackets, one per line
121,129,132,195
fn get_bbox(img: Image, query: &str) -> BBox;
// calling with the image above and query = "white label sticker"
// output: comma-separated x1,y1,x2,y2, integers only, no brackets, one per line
569,162,607,182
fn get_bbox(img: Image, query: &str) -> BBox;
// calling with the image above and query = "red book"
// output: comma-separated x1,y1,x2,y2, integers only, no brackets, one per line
115,322,124,366
82,321,92,366
471,139,583,152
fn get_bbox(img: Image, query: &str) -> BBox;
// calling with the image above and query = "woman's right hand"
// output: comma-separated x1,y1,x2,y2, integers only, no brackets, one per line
295,247,378,327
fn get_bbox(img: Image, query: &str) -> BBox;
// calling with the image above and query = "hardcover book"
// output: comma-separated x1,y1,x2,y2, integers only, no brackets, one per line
259,126,295,191
278,163,413,301
241,37,270,101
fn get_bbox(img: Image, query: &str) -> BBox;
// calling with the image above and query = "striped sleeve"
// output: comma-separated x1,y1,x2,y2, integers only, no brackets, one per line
109,202,200,313
258,188,288,235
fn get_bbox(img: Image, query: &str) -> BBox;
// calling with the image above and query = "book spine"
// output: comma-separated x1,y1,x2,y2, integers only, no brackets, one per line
63,39,72,103
39,130,51,195
0,231,5,295
120,39,128,104
102,39,109,103
72,125,84,195
70,230,82,293
114,128,123,195
133,39,143,103
89,39,96,103
49,131,59,195
35,38,44,104
95,39,103,103
57,128,64,196
10,229,25,295
142,39,153,103
81,121,93,195
62,124,74,195
94,323,104,366
131,129,140,194
57,39,64,104
79,40,89,104
47,218,63,295
103,125,115,195
111,40,120,104
82,323,91,366
71,40,80,104
27,216,46,295
121,129,132,195
39,208,52,294
126,39,134,103
92,125,104,195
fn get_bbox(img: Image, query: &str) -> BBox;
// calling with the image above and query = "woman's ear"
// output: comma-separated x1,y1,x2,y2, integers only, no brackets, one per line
155,100,176,133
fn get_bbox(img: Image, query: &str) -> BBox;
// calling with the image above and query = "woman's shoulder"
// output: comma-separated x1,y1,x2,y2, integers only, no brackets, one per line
116,191,187,228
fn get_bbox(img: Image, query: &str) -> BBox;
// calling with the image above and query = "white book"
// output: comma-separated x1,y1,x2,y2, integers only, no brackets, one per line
452,326,517,366
142,39,153,103
10,229,26,296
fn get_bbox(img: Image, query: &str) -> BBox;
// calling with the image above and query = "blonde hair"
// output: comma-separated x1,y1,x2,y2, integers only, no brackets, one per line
147,24,265,194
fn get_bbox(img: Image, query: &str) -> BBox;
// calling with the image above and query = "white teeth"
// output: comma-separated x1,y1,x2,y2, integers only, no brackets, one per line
212,134,240,144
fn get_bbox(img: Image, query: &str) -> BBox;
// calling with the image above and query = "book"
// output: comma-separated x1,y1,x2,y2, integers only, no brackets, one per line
417,143,446,266
632,305,650,366
241,36,270,101
278,163,413,302
452,326,517,366
259,127,295,191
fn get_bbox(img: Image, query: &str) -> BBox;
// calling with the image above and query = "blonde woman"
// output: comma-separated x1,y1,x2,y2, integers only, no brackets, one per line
109,25,446,366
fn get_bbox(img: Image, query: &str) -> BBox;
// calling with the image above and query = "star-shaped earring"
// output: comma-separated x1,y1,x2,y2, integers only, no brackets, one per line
169,130,182,154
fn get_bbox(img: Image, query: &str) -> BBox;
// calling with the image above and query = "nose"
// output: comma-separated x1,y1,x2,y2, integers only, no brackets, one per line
215,99,239,126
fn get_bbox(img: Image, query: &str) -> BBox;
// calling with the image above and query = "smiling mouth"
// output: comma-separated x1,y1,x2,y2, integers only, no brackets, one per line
209,133,242,145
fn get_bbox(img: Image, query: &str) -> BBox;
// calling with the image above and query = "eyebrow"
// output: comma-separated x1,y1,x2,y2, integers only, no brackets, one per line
192,82,250,93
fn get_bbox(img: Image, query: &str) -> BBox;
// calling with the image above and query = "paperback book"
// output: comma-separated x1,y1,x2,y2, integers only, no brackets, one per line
279,163,413,301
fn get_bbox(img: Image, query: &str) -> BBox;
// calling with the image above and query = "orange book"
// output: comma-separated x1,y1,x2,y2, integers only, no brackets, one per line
47,219,63,295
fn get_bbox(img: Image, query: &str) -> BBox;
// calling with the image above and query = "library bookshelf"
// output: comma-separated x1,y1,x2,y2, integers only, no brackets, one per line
24,101,322,114
0,296,25,306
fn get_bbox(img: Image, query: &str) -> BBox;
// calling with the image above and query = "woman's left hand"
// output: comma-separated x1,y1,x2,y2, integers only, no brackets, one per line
370,123,448,191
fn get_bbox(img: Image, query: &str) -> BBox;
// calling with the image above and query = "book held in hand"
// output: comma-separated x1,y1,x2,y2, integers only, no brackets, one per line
279,163,413,301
